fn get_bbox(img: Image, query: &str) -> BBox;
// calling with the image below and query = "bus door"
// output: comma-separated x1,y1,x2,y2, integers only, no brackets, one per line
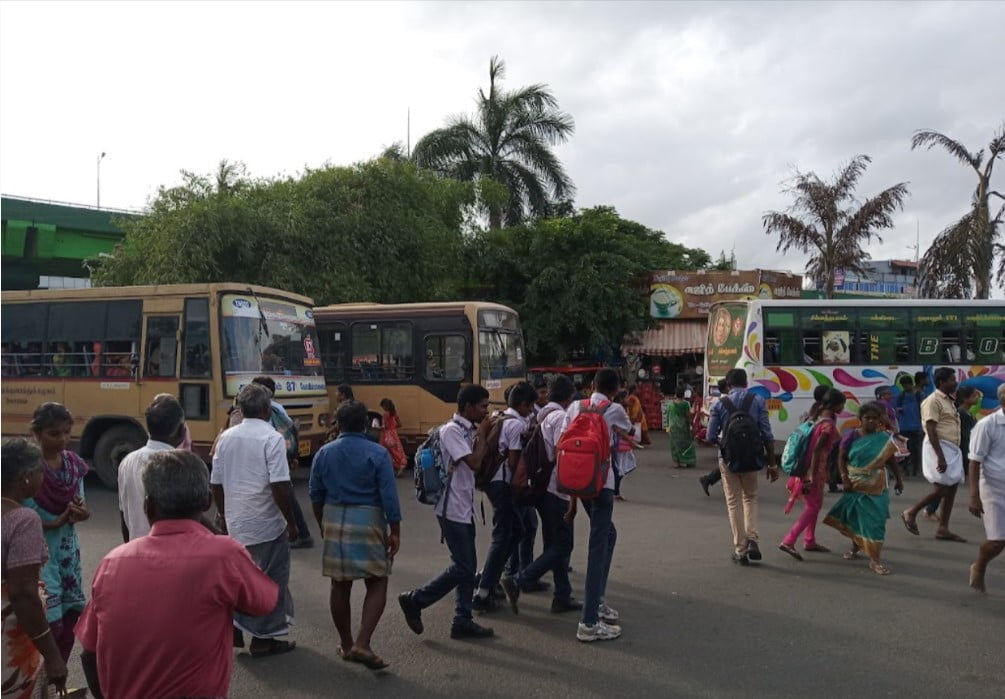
177,298,214,453
138,304,182,418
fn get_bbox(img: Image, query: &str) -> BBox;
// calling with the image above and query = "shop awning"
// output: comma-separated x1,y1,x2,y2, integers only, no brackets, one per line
621,320,706,357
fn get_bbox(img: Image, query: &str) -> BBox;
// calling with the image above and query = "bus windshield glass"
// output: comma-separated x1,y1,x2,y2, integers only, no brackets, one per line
478,309,526,380
220,293,326,397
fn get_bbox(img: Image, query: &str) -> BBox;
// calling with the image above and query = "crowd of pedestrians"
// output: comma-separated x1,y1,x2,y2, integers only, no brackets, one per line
1,368,1002,697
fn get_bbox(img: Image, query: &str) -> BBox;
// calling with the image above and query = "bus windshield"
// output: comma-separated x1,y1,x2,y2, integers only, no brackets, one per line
478,309,526,380
220,293,325,397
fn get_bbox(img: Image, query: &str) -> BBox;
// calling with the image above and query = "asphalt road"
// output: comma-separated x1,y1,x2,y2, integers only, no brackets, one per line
68,433,1002,698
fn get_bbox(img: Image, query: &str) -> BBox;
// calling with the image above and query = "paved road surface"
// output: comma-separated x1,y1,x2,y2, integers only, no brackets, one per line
68,434,1001,698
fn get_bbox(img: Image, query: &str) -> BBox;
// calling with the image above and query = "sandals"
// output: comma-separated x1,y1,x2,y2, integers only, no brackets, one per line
935,532,967,543
248,639,297,658
804,544,831,553
869,561,891,576
347,648,390,670
778,543,803,561
900,511,919,536
842,550,862,561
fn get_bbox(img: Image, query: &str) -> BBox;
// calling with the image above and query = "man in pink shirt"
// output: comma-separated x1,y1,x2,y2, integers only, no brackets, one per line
76,450,278,699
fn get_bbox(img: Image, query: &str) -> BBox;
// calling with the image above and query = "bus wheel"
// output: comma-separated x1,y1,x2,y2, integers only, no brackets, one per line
93,424,145,489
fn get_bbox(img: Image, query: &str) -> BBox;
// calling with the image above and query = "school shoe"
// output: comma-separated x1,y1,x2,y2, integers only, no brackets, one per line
551,597,584,613
699,476,712,497
398,592,424,635
471,594,500,614
473,572,504,598
500,576,521,614
520,580,551,593
732,553,750,566
745,540,762,561
576,620,622,642
450,620,494,639
598,603,619,624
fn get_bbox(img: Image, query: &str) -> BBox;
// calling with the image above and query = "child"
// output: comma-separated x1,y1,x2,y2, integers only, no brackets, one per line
613,389,641,501
379,398,408,476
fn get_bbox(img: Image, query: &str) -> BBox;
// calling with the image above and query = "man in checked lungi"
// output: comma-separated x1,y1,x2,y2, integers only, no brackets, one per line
309,399,402,670
212,383,299,658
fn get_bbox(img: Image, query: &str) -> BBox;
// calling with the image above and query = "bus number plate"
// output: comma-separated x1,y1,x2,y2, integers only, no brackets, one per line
298,440,311,457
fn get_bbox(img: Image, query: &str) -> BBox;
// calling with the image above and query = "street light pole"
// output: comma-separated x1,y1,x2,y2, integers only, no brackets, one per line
97,152,106,209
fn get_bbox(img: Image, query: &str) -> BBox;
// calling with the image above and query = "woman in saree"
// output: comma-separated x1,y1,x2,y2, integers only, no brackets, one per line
2,437,68,698
25,403,89,662
664,386,696,468
823,402,905,576
625,385,650,445
379,398,408,476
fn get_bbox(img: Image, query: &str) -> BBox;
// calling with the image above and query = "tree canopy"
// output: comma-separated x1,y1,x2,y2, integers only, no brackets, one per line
94,158,474,305
412,56,575,229
762,155,909,298
461,206,711,363
912,125,1004,299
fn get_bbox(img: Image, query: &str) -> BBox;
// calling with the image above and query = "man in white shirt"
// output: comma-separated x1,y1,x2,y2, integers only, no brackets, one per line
508,375,581,613
476,382,537,614
967,383,1005,593
565,368,631,642
118,394,187,541
399,384,495,639
211,383,298,657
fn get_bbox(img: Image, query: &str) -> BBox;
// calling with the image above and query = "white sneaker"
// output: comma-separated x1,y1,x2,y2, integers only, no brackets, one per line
577,620,622,642
598,603,620,623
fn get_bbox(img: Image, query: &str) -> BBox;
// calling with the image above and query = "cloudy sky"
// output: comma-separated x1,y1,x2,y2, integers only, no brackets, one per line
2,1,1002,277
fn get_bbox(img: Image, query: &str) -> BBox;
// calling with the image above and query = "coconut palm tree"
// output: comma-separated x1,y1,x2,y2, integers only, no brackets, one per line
412,56,575,229
912,125,1005,299
762,155,909,298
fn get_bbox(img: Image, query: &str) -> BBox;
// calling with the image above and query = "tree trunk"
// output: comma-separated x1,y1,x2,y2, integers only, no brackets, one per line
488,207,503,230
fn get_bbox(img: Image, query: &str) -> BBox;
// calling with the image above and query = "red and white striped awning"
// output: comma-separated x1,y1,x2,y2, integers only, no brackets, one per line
621,320,706,357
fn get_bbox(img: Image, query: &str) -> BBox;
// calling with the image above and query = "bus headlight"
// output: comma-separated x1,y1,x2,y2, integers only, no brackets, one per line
318,413,328,427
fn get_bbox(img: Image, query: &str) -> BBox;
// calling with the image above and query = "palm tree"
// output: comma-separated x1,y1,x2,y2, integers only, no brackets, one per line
412,56,575,229
762,155,909,299
912,125,1005,299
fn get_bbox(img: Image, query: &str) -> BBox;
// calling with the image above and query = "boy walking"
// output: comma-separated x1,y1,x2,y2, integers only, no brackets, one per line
399,385,495,639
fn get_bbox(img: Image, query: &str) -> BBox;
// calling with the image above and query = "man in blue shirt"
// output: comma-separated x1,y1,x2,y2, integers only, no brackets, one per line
309,400,401,669
896,376,924,478
706,368,779,566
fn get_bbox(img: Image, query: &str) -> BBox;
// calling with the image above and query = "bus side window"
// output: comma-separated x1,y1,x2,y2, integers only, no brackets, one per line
425,335,467,381
801,332,822,365
941,330,964,364
182,299,211,378
145,317,180,378
764,332,780,364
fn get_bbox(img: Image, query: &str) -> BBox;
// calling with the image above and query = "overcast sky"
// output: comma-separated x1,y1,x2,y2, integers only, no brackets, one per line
2,1,1002,278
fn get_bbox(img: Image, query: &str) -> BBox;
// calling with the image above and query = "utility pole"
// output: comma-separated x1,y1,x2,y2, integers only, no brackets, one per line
96,152,107,209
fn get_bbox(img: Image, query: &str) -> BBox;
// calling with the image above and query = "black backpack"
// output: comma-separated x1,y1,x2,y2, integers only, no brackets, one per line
510,405,560,505
719,393,764,472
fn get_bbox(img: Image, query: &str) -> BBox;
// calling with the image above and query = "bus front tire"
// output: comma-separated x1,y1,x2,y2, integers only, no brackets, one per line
93,424,145,489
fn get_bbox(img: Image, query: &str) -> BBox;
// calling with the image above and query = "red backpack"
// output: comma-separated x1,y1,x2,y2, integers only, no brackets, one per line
556,399,613,499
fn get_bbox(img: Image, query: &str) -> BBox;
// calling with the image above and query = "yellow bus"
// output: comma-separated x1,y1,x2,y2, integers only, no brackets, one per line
313,301,526,453
1,283,330,487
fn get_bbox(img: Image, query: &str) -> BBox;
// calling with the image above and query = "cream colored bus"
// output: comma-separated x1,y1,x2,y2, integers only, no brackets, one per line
313,301,526,454
1,283,330,487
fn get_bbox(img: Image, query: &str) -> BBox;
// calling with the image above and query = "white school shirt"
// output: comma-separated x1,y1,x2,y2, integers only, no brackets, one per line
969,409,1005,485
118,439,175,539
493,408,528,484
435,413,477,524
565,392,632,491
538,402,570,500
210,418,290,547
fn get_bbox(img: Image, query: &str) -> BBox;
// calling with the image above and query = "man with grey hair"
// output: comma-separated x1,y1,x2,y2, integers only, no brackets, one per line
967,382,1005,593
118,393,189,541
211,383,299,657
76,450,279,699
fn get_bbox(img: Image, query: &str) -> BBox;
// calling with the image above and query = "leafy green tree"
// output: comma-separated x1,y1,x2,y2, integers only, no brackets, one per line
93,159,474,305
912,125,1005,298
412,56,575,229
463,206,711,363
762,155,909,299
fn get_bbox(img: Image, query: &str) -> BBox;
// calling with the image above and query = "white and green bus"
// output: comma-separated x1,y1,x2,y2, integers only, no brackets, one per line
704,299,1005,440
